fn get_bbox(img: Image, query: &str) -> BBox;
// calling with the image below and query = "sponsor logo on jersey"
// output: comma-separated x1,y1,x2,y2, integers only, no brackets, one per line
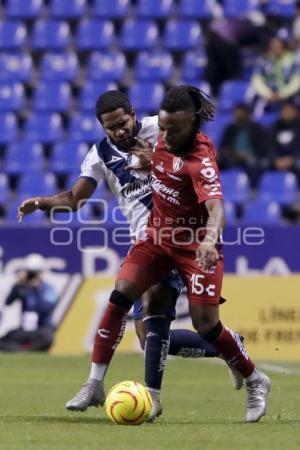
121,176,152,202
173,157,184,172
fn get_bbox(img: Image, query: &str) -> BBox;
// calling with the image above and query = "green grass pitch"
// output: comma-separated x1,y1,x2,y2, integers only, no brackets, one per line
0,353,300,450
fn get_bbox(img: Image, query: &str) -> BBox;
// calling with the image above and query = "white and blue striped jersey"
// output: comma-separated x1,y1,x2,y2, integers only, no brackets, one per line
79,116,159,239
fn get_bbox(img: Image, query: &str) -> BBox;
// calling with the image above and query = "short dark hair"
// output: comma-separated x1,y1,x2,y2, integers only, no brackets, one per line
160,85,215,127
96,90,133,122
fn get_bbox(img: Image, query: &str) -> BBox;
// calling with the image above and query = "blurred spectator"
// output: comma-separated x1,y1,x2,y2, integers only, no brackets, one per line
250,37,300,117
269,101,300,174
205,14,268,97
218,103,270,186
0,254,58,352
292,1,300,47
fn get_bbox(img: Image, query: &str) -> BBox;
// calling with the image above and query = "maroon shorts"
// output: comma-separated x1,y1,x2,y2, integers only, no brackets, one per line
117,238,224,306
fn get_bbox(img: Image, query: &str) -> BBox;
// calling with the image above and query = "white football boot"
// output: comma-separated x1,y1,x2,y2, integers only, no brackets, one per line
246,371,271,422
65,378,106,412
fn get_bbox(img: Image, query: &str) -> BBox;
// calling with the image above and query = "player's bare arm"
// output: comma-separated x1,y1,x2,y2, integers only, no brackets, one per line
17,178,96,223
196,198,225,271
125,137,153,171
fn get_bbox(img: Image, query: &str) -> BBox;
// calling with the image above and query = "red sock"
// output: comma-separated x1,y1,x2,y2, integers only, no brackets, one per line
213,325,255,378
92,303,128,365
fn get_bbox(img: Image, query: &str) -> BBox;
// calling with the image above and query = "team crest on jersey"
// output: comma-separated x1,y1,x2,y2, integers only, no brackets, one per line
173,157,184,172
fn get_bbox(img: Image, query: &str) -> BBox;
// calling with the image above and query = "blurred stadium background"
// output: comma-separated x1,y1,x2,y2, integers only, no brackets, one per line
0,0,299,361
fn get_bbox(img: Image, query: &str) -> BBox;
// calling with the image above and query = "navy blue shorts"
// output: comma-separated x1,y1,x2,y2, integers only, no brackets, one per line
132,270,185,321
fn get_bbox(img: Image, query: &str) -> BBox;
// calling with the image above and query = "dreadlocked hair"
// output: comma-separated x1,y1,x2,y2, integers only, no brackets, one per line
96,90,133,122
161,85,215,127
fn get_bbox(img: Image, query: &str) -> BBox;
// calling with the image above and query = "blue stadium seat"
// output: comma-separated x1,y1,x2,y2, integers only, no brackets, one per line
32,81,72,112
32,20,71,50
265,0,296,17
179,0,214,18
128,82,164,113
181,50,206,83
68,112,105,142
136,0,174,18
221,170,250,203
6,0,44,18
0,53,33,82
4,141,44,174
224,201,236,224
79,81,118,111
51,201,96,225
120,19,159,51
24,112,63,143
0,21,28,50
134,51,173,82
86,51,126,82
40,52,79,81
0,112,18,144
164,20,202,51
18,172,57,196
243,200,281,224
0,173,10,204
257,171,298,206
49,0,88,19
0,82,25,112
50,140,89,174
218,81,249,111
75,19,115,51
202,113,232,148
92,0,131,19
223,0,260,16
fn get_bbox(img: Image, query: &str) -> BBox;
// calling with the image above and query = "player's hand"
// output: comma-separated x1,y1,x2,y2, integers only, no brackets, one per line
17,197,41,223
195,241,219,271
125,137,152,171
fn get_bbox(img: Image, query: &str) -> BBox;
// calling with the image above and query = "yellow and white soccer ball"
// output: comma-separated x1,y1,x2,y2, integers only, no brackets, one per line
105,380,152,425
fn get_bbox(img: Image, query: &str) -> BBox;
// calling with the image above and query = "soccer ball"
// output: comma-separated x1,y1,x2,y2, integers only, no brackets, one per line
105,380,153,425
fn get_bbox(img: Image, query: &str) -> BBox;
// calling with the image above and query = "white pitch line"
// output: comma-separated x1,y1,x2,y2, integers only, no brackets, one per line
258,363,300,376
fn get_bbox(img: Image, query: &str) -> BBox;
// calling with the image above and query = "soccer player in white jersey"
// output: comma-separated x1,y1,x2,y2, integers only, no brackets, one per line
18,91,244,419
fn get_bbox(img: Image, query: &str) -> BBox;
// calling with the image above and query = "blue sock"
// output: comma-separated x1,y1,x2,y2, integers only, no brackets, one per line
144,316,170,391
169,329,219,357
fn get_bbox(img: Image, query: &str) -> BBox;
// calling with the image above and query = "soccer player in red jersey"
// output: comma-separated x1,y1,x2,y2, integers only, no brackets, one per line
116,86,271,422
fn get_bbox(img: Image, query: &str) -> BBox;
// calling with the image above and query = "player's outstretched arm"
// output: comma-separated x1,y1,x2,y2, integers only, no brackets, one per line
196,198,225,271
17,178,96,223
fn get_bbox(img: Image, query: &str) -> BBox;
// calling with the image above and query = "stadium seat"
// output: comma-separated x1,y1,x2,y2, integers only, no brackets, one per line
39,52,79,82
79,81,118,111
164,20,202,51
6,0,44,18
264,0,296,17
202,113,232,148
257,171,299,205
50,140,89,174
92,0,131,19
221,170,250,203
181,50,207,83
0,82,25,112
0,173,10,204
24,112,64,143
32,20,71,50
18,172,57,197
75,19,115,51
218,81,249,111
51,201,96,225
120,19,159,51
243,200,281,224
68,112,105,142
128,82,165,113
224,201,236,224
179,0,214,18
136,0,174,19
134,51,173,82
0,112,18,144
32,81,72,112
5,141,44,174
0,53,33,82
0,21,28,50
223,0,260,16
86,51,126,82
49,0,88,19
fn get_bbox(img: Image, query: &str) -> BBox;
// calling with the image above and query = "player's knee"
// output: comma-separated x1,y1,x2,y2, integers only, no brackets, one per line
191,316,219,336
115,279,141,300
110,289,134,311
